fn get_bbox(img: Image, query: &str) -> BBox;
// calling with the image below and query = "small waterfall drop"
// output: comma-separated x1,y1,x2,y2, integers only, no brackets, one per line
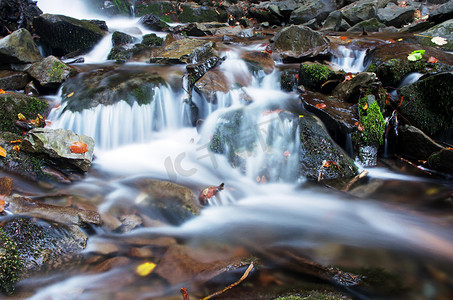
331,46,367,73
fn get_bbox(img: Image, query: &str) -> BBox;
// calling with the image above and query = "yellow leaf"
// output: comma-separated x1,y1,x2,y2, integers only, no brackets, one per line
18,113,26,121
136,262,156,276
67,92,74,98
0,89,5,94
0,146,6,158
13,145,20,151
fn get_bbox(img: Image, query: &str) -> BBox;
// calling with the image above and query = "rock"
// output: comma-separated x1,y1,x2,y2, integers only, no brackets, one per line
21,128,95,172
134,1,179,21
0,70,30,91
194,70,230,103
0,92,48,134
321,10,344,32
0,216,87,292
427,148,453,176
298,62,344,92
333,72,379,103
209,106,357,181
0,0,42,37
0,177,13,195
179,3,228,23
141,33,163,47
33,14,106,57
429,1,453,25
289,0,337,25
6,194,101,226
60,66,166,111
150,38,217,64
139,14,170,31
397,125,443,161
271,25,330,61
111,31,138,46
0,29,43,66
187,56,223,89
26,56,77,88
347,17,386,32
341,0,378,26
377,3,415,27
131,178,199,225
398,72,453,136
418,19,453,51
247,4,284,26
241,51,275,74
24,80,39,96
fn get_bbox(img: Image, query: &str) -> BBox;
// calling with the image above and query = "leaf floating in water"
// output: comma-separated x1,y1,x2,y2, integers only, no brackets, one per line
431,36,448,46
70,141,88,154
0,146,6,158
17,113,26,121
262,109,283,116
315,103,326,109
407,50,425,61
283,150,291,157
427,56,438,63
135,262,156,276
198,183,224,205
67,92,74,98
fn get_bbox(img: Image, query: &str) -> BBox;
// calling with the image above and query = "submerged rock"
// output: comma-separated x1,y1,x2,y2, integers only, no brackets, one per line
0,28,43,66
21,128,95,172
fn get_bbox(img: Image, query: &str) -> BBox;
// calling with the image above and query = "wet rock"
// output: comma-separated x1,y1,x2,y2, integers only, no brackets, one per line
150,38,217,64
0,29,43,66
0,92,48,134
398,72,453,136
280,68,299,92
111,31,138,46
427,148,453,176
341,0,378,26
347,17,386,32
0,0,42,37
271,25,330,62
418,19,453,51
247,4,284,26
0,70,30,91
0,216,87,286
428,1,453,25
321,10,344,32
179,3,228,23
96,0,132,16
134,1,179,21
298,62,344,92
194,70,230,103
6,194,101,226
139,14,170,32
21,128,95,172
377,3,415,27
333,72,378,103
24,80,39,96
132,178,199,225
397,125,443,161
241,51,275,74
33,14,106,57
0,177,13,195
26,56,77,89
187,56,223,89
289,0,337,25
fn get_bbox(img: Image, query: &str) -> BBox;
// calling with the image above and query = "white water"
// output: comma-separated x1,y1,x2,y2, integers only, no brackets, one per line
331,46,367,73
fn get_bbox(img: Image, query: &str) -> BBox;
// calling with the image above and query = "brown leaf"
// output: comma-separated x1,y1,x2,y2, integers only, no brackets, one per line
70,141,88,153
427,56,438,63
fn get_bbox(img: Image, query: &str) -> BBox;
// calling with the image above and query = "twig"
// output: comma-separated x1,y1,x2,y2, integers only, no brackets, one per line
395,155,432,175
201,262,254,300
342,170,368,192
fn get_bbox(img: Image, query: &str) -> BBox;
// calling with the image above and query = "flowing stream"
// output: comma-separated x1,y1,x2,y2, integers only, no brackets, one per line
16,1,453,299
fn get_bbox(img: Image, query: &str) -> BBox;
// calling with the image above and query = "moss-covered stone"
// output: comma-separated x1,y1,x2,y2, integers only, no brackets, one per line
356,95,385,146
112,0,131,15
178,4,228,23
0,228,23,295
141,33,164,47
134,1,179,22
299,63,342,91
0,92,49,134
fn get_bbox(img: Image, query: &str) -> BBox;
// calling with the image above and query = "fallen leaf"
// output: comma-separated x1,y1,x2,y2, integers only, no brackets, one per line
70,141,88,153
315,103,326,109
339,36,348,41
0,146,6,157
362,103,369,110
431,36,448,46
387,39,396,43
0,89,5,94
262,109,283,116
397,38,403,42
136,262,156,276
357,123,364,132
344,73,354,81
181,287,190,300
322,160,341,170
17,113,26,121
407,49,425,61
10,139,22,144
0,198,5,213
427,56,438,63
12,145,20,151
397,96,404,108
67,92,74,98
198,183,224,205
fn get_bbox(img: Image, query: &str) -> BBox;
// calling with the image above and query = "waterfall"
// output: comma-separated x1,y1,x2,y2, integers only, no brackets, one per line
331,46,368,73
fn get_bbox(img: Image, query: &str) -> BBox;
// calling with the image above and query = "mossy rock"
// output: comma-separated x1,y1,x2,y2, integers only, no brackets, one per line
112,0,132,16
111,31,137,46
418,19,453,51
134,1,179,22
355,95,385,146
178,4,228,23
0,227,23,295
398,72,453,135
0,92,49,135
141,33,164,47
299,63,343,91
347,17,386,32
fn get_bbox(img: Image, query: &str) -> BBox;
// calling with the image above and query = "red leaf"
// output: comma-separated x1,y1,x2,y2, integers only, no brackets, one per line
198,183,224,204
427,56,438,63
339,36,348,41
315,103,326,109
70,141,88,153
180,287,190,300
397,96,404,108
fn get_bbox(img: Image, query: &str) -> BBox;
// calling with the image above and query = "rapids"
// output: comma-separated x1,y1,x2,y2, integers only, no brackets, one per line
8,1,453,299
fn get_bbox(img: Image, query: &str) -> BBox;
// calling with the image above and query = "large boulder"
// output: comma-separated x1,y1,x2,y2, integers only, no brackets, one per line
398,72,453,136
271,25,330,61
139,14,170,31
418,19,453,51
150,38,217,64
0,0,42,37
26,56,77,89
333,72,379,103
33,14,106,57
179,3,228,23
0,29,43,66
377,3,415,27
289,0,337,25
428,1,453,25
0,70,30,91
341,0,378,26
21,128,95,172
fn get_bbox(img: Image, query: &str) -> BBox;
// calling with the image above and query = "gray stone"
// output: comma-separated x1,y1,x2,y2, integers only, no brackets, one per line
0,70,30,90
322,10,343,32
27,56,76,88
347,17,386,32
0,28,43,66
290,0,337,25
418,19,453,51
341,0,378,26
377,3,416,27
333,72,378,103
429,1,453,24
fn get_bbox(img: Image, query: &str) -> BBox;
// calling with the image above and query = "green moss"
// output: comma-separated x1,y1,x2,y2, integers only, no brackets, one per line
49,61,66,82
299,63,338,91
358,95,385,145
0,228,24,295
178,4,228,23
134,2,178,21
274,291,346,300
112,0,131,15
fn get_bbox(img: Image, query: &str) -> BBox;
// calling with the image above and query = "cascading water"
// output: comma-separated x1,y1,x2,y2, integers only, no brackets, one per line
331,45,368,73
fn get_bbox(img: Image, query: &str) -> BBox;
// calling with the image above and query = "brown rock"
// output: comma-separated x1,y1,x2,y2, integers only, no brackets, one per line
0,177,13,195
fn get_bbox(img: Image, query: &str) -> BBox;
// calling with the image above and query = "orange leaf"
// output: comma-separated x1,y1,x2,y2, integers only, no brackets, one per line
10,139,22,144
0,198,4,213
339,36,347,41
358,123,364,132
387,39,396,43
315,103,326,109
70,141,88,153
397,96,404,108
13,145,20,151
0,89,5,94
427,56,438,63
446,147,453,151
362,103,369,110
0,146,6,157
